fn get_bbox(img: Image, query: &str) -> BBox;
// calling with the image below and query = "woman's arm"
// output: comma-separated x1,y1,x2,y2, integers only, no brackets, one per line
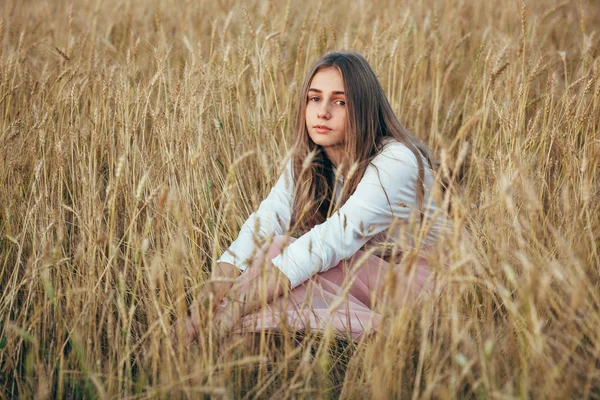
186,160,294,339
214,145,429,332
270,142,442,289
216,159,294,270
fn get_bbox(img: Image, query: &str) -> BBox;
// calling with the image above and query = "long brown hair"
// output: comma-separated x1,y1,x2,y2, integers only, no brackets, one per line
290,51,435,236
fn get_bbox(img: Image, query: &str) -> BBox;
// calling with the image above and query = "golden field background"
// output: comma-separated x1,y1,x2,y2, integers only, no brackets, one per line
1,0,599,398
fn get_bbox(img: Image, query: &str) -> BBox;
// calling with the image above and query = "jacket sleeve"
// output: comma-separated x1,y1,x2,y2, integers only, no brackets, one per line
270,143,426,289
216,159,294,271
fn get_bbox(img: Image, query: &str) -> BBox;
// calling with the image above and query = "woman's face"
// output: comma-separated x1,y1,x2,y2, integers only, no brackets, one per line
305,67,347,150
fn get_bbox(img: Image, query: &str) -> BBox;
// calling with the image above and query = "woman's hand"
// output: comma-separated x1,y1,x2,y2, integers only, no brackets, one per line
187,279,234,339
214,258,292,334
170,312,198,347
171,262,240,347
213,301,237,334
171,258,292,346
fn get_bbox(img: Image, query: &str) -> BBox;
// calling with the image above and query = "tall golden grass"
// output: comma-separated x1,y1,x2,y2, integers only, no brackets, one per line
1,0,599,397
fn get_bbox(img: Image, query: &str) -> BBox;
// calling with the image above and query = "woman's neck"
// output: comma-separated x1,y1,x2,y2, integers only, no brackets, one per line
324,145,347,169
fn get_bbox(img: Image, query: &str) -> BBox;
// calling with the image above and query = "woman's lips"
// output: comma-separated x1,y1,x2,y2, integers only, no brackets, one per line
313,125,332,134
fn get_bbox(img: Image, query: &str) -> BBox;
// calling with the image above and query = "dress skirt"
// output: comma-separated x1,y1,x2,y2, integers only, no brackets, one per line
224,236,433,340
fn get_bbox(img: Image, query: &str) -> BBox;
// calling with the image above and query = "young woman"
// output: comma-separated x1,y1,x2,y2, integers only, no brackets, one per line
175,51,448,344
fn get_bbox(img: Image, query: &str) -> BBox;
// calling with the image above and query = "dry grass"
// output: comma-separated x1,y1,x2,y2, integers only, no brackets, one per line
1,0,599,398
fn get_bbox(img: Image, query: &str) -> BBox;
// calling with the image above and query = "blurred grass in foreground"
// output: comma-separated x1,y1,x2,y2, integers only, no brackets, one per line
0,0,599,398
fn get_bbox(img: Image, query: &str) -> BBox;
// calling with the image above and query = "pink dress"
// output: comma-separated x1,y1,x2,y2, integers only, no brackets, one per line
215,142,445,339
226,236,433,340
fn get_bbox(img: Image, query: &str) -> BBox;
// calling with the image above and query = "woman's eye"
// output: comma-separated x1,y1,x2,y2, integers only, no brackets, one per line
335,100,346,106
309,96,320,102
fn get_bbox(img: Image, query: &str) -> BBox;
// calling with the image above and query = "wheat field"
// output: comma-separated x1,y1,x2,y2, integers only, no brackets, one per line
1,0,599,398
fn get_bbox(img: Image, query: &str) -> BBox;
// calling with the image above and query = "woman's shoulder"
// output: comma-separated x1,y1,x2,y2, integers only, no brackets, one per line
372,138,419,170
267,156,294,193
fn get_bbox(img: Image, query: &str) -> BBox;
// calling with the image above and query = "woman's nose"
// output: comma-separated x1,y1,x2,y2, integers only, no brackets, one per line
317,103,331,119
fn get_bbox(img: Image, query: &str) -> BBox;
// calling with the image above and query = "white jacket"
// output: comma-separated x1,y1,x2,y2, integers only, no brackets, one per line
217,140,448,288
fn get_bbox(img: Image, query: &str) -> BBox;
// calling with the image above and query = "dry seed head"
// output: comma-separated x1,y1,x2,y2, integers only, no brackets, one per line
157,187,168,215
440,148,450,180
55,46,70,61
454,114,479,145
329,25,336,43
433,5,440,40
87,39,95,74
141,238,150,254
582,77,594,97
490,61,509,88
38,125,46,148
301,150,316,174
148,255,162,291
526,108,542,137
242,7,256,38
346,161,359,182
222,10,234,41
68,3,73,30
495,42,509,68
390,37,400,58
115,154,125,180
136,173,148,201
501,176,516,215
34,159,43,182
567,73,589,92
521,177,541,212
543,72,555,118
541,2,568,22
153,8,161,32
56,138,64,160
593,68,600,99
521,2,527,38
528,56,543,84
454,141,470,174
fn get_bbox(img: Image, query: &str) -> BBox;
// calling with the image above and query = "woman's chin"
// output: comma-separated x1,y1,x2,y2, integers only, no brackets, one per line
310,137,342,148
